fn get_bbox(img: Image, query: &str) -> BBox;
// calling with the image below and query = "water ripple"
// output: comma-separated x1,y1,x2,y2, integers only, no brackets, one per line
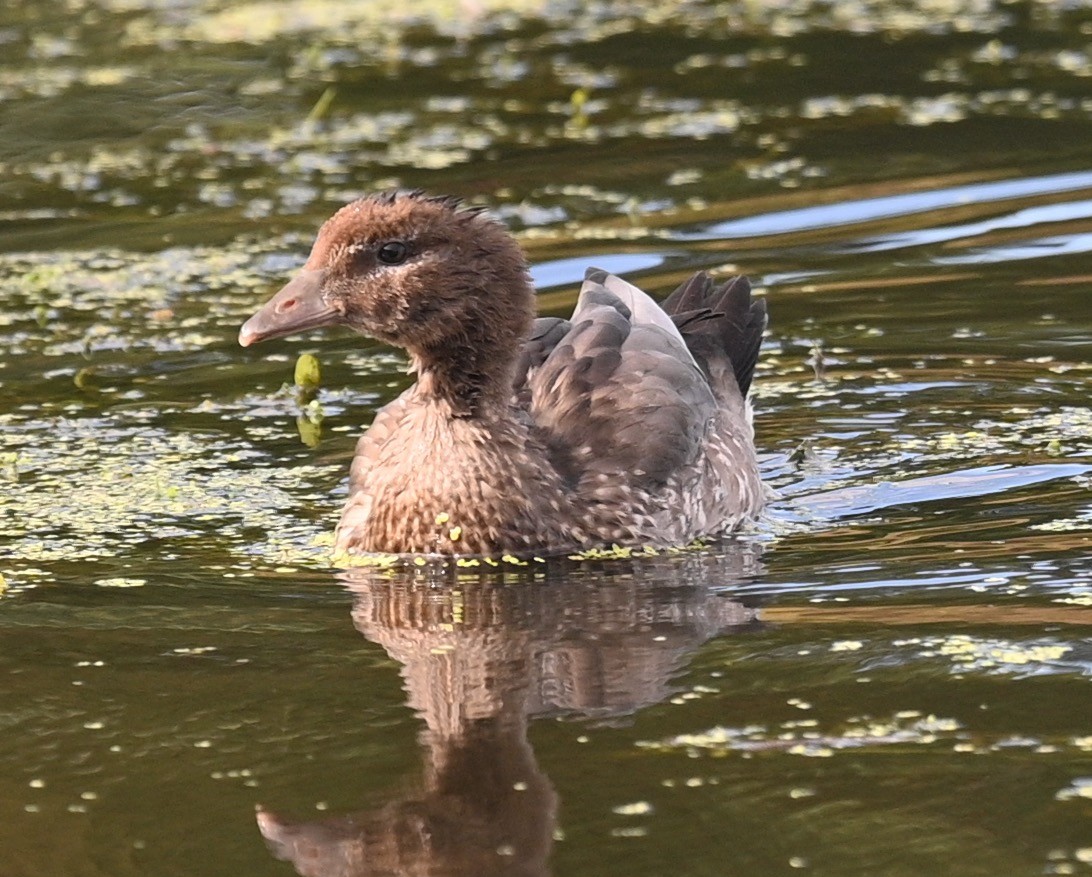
678,170,1092,240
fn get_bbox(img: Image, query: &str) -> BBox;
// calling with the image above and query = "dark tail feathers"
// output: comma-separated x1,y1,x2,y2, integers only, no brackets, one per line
662,272,767,397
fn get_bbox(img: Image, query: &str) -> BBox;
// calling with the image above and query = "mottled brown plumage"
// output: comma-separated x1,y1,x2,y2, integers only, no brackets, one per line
240,191,767,556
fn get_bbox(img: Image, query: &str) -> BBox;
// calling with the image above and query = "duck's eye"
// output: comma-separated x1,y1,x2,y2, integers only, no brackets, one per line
377,241,409,265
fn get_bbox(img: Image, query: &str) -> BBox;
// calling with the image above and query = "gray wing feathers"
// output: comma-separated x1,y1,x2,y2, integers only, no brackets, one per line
580,268,700,367
513,316,570,406
662,271,767,398
525,268,715,488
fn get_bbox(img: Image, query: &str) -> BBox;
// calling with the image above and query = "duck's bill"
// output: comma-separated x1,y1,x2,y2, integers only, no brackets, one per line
238,269,340,347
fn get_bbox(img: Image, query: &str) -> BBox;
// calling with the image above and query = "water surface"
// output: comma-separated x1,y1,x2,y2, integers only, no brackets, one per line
2,2,1091,876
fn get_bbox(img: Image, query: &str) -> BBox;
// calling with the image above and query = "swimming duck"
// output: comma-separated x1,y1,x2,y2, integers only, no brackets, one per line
239,191,766,556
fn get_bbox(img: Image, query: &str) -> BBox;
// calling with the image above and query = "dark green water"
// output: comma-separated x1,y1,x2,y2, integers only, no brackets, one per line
2,1,1091,875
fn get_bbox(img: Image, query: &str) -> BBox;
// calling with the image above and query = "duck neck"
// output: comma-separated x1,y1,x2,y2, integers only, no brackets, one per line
407,260,535,418
411,324,522,419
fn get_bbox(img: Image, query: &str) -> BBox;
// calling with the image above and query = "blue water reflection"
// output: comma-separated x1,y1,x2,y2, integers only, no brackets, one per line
934,232,1092,265
530,252,670,290
677,170,1092,240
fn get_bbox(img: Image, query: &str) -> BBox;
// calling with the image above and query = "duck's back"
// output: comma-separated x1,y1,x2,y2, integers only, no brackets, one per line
515,268,766,545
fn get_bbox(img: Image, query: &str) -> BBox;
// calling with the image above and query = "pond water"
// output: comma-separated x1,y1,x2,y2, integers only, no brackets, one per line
2,1,1091,875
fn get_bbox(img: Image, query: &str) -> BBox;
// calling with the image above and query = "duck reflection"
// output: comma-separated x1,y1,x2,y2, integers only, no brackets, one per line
257,549,763,877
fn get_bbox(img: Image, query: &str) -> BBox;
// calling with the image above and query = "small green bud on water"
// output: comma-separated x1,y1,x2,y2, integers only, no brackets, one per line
294,353,321,391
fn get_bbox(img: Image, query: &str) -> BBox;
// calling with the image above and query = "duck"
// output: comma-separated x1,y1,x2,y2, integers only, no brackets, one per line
239,190,767,557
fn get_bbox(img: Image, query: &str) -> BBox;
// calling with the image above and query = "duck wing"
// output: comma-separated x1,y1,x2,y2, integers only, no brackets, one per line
661,271,767,403
513,316,570,409
523,268,717,489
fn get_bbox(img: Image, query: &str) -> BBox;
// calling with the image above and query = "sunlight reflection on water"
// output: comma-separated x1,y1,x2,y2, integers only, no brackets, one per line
678,170,1092,240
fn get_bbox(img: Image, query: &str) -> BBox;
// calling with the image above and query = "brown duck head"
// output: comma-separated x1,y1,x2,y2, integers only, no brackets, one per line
239,191,536,405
